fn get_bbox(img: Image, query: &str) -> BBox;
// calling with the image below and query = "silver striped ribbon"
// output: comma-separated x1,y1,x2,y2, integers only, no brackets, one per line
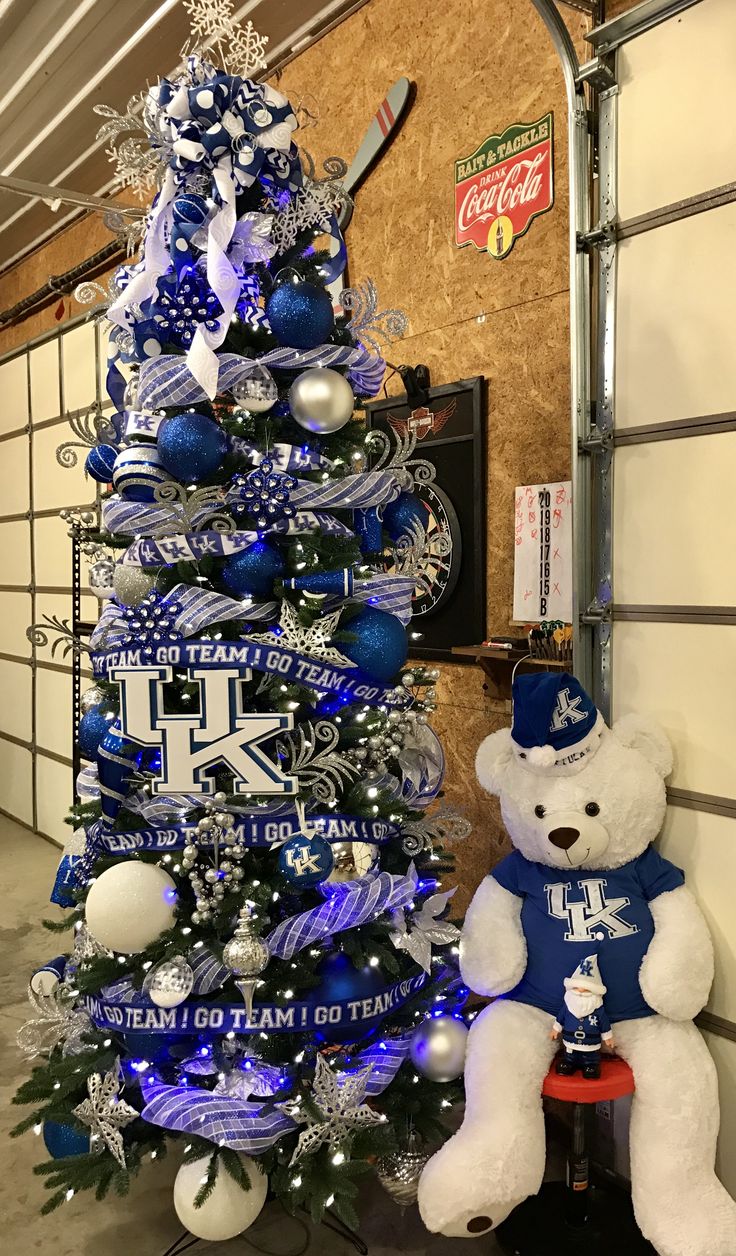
287,471,400,511
89,583,276,650
266,872,415,961
138,345,385,410
140,1081,298,1153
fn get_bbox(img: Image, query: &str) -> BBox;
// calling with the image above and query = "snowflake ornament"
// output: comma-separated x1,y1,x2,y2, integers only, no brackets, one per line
118,592,184,658
183,0,269,78
231,457,297,528
277,1054,386,1164
73,1060,139,1168
248,600,356,669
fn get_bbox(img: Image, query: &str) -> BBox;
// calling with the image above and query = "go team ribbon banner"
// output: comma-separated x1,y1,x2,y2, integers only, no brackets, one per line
84,969,427,1037
91,813,399,855
91,636,411,708
137,343,385,411
138,1031,415,1153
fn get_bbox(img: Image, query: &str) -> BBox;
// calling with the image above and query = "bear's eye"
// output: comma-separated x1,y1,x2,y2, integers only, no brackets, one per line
534,804,546,818
585,802,600,817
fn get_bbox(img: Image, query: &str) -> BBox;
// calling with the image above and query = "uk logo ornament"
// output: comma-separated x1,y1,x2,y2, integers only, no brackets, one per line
278,833,334,887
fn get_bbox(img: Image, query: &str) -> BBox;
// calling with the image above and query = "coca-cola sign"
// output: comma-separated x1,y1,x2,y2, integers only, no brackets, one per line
454,113,554,258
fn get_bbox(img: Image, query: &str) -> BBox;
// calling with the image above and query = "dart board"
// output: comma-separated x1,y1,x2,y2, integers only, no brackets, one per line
365,377,486,663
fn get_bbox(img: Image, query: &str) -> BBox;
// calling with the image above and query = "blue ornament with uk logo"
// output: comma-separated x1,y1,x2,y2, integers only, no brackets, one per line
157,412,228,483
278,833,334,887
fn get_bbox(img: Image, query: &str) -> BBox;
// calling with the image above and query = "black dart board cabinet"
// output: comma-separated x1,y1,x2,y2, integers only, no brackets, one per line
365,376,486,663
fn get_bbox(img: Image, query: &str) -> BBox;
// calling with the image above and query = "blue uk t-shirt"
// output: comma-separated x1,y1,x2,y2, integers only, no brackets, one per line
492,845,685,1022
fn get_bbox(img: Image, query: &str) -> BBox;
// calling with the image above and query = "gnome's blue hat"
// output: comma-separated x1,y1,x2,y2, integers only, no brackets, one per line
511,672,604,774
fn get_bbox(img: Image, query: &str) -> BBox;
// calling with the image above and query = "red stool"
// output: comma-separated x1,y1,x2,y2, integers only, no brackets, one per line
496,1057,654,1254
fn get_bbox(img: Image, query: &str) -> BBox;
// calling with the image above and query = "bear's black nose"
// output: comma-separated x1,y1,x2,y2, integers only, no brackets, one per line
467,1216,493,1233
548,826,579,850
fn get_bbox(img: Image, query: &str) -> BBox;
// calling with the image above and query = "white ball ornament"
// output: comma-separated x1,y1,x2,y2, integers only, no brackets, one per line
173,1153,268,1240
410,1015,468,1083
85,863,177,953
288,367,354,433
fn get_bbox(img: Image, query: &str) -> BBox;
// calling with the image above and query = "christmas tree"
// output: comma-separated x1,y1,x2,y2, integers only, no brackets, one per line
13,3,471,1239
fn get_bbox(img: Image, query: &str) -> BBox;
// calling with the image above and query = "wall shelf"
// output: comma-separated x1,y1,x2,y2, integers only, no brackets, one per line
451,645,569,702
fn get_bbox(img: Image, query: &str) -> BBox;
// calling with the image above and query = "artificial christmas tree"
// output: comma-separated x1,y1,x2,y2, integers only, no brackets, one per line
13,2,470,1238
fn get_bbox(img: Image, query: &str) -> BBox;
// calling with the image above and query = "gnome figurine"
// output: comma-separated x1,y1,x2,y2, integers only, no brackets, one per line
551,947,614,1079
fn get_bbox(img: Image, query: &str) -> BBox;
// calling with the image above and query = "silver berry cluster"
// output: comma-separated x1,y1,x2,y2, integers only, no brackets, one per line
345,708,414,771
401,666,440,714
181,792,247,924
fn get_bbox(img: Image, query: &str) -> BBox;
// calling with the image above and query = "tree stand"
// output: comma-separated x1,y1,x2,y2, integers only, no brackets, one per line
496,1058,654,1255
159,1204,367,1256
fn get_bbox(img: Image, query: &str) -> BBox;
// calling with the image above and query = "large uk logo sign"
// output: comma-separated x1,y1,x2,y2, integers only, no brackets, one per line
111,664,297,796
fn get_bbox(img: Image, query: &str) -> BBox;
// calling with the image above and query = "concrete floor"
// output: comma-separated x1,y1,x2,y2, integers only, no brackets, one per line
1,818,502,1256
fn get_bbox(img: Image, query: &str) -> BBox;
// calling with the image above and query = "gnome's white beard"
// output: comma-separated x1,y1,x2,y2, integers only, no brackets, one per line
564,989,602,1019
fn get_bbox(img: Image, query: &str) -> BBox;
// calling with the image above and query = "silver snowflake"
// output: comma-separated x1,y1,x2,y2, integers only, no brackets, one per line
247,601,356,669
183,0,268,77
71,922,114,965
277,1054,387,1164
72,1060,139,1168
390,864,460,973
16,983,93,1060
270,179,349,255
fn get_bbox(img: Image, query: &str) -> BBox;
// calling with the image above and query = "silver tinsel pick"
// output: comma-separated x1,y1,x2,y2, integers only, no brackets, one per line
72,1059,139,1168
277,1054,387,1165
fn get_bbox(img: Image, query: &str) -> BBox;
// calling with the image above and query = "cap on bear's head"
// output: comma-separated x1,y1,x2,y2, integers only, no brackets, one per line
564,950,606,997
511,671,605,775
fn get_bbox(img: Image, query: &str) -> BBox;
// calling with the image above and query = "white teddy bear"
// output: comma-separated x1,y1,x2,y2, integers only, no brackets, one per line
418,671,736,1256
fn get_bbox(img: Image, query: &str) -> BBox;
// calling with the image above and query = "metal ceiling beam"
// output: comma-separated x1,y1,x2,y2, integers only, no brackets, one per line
0,174,140,218
588,0,704,52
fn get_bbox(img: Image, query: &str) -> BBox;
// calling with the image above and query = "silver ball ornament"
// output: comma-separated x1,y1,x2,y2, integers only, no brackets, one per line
80,685,105,714
325,842,378,883
144,954,194,1008
288,368,354,434
410,1015,468,1082
376,1132,431,1206
113,565,157,607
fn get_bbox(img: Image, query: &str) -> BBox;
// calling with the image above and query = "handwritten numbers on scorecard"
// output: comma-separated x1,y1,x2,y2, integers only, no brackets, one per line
512,481,572,622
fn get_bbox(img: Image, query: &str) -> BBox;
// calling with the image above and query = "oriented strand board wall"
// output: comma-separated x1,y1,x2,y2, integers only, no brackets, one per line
0,0,586,908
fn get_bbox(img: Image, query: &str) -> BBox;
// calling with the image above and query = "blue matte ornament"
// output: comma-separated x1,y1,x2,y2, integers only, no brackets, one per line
310,951,388,1043
340,607,409,681
266,281,335,350
382,492,430,541
77,706,114,759
85,443,118,483
221,542,284,597
42,1120,90,1159
278,833,334,887
157,412,228,483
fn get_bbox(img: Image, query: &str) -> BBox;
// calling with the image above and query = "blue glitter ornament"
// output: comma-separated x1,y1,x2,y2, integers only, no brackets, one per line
157,412,228,483
113,444,171,502
78,706,114,759
265,281,335,350
309,951,388,1043
221,542,284,597
278,833,334,887
85,444,118,483
231,458,297,529
42,1120,90,1159
353,507,384,553
382,492,430,541
340,607,408,681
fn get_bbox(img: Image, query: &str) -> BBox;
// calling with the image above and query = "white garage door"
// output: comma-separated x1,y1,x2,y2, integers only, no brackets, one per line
589,0,736,1191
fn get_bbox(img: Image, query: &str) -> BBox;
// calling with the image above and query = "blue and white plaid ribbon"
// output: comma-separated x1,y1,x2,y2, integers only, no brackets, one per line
138,343,385,410
266,872,416,960
141,1082,298,1153
90,583,276,650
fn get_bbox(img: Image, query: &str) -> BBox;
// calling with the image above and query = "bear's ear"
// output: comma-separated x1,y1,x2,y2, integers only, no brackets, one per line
611,714,673,780
475,728,515,796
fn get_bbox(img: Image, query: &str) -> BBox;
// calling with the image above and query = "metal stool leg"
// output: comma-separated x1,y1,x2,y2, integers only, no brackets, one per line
160,1234,200,1256
566,1101,590,1228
